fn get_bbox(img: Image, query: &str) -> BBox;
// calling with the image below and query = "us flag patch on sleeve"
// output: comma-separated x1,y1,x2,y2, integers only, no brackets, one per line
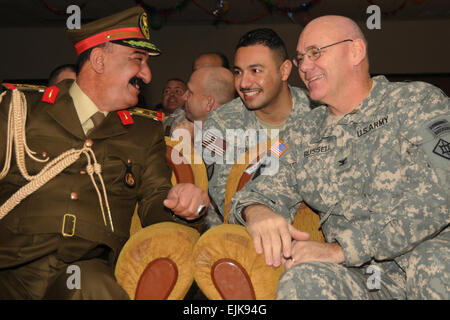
270,140,289,158
202,130,226,156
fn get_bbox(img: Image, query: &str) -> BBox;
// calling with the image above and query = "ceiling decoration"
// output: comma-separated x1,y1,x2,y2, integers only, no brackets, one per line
1,0,448,28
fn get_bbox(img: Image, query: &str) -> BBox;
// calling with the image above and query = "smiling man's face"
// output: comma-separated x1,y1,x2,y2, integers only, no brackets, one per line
101,44,151,110
296,19,355,106
233,44,285,112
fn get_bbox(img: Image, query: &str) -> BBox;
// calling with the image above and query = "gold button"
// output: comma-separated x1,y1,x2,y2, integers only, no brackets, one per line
84,139,93,147
41,152,48,158
70,192,79,200
79,170,86,175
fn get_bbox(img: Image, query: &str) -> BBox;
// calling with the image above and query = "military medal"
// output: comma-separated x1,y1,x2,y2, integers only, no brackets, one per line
124,159,136,188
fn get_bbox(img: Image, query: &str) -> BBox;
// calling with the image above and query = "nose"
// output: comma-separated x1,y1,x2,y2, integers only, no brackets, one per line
299,55,314,74
139,62,152,84
237,71,252,90
182,90,189,102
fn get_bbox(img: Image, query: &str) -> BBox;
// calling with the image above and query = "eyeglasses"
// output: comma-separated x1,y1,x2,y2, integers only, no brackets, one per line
292,39,353,67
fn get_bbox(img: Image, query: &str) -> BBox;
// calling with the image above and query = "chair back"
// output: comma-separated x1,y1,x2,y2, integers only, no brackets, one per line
223,140,324,242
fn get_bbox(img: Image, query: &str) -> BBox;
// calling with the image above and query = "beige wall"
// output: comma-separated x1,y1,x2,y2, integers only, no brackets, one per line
0,19,448,106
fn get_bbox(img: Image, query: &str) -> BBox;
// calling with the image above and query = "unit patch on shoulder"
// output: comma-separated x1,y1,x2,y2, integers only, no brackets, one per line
42,86,59,104
433,138,450,160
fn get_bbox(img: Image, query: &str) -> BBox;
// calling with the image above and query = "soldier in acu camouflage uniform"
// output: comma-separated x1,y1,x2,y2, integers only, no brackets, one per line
202,28,312,228
230,16,449,299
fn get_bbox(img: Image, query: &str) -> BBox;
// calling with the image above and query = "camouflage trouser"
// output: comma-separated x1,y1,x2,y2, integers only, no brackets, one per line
204,206,224,230
276,230,449,300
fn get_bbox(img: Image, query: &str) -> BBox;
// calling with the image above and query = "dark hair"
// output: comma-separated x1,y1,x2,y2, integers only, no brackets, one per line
48,64,76,85
165,78,186,85
235,28,288,62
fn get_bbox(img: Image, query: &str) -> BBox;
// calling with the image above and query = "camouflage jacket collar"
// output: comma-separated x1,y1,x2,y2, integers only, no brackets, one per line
311,75,392,143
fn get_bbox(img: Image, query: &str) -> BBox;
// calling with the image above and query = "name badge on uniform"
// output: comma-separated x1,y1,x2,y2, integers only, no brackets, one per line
304,144,331,158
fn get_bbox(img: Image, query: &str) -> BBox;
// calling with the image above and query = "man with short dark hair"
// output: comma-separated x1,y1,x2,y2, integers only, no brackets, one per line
202,28,312,228
159,78,187,135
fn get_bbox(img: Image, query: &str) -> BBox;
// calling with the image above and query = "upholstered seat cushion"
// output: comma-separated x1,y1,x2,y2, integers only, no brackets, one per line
115,222,199,300
193,224,284,300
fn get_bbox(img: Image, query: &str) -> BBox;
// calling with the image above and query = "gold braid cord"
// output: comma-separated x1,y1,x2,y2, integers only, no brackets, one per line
0,89,114,232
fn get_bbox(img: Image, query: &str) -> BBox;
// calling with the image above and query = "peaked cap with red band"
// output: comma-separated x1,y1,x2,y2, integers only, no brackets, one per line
66,6,161,56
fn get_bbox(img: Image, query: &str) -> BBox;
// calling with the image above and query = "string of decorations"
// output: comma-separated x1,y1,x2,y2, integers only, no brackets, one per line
366,0,407,16
136,0,317,27
42,0,87,15
41,0,424,29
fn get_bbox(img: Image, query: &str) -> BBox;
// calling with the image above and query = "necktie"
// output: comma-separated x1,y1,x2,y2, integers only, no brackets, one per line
87,111,105,135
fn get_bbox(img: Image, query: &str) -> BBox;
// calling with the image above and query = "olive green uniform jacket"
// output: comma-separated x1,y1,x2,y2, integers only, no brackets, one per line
0,80,200,268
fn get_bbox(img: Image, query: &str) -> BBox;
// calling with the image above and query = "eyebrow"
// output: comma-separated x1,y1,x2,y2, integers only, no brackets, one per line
233,63,264,70
132,51,147,56
297,45,318,54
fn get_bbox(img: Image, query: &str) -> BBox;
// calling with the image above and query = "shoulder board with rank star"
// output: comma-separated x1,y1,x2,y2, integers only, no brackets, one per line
42,86,60,104
117,110,134,126
128,107,164,122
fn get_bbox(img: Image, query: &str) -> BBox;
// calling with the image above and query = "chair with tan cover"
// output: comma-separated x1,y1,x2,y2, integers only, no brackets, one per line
115,137,208,300
193,140,325,300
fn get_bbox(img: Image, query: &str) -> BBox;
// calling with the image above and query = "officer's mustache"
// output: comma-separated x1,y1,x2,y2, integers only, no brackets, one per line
129,77,145,90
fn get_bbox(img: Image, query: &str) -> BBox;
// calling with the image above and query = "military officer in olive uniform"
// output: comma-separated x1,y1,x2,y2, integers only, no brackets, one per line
0,6,209,299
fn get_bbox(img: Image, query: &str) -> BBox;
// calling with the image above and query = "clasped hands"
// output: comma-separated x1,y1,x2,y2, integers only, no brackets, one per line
244,204,345,269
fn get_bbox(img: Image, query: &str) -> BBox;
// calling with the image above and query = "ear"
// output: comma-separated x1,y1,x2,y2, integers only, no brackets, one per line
205,95,215,113
279,59,292,81
350,39,367,66
89,47,106,74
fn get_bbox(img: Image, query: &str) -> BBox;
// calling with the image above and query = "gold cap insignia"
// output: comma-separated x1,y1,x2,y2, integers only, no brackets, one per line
139,12,150,40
